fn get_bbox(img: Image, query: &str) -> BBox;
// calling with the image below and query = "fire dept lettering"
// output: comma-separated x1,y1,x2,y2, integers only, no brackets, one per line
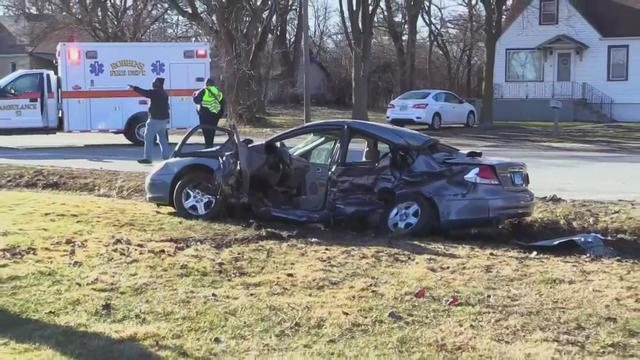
0,103,37,111
110,59,146,76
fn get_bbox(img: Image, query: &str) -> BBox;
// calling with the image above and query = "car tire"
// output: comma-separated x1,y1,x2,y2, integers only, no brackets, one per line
173,172,223,220
383,194,438,236
124,114,147,146
430,113,442,130
465,112,476,128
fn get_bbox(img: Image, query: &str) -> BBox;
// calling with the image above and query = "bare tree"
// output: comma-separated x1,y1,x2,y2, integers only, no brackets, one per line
479,0,508,127
382,0,424,92
339,0,381,120
51,0,170,41
169,0,276,124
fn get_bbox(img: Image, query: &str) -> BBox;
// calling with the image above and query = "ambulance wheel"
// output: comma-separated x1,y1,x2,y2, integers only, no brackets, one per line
124,115,147,146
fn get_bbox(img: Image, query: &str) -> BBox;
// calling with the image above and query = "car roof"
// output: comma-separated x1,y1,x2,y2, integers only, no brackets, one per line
294,119,434,149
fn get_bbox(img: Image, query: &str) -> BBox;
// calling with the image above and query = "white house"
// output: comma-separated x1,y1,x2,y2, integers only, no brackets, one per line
493,0,640,122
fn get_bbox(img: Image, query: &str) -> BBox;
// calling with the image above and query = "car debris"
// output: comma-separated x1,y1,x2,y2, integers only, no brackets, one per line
145,121,535,236
515,233,617,258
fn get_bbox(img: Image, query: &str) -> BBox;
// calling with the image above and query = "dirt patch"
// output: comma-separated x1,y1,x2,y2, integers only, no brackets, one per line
0,165,145,199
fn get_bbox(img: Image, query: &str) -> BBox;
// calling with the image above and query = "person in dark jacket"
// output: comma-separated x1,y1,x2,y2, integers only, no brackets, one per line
130,77,171,164
193,78,225,148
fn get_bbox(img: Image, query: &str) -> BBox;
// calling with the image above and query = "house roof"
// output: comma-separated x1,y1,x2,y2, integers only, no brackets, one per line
506,0,640,38
0,14,91,56
536,34,589,49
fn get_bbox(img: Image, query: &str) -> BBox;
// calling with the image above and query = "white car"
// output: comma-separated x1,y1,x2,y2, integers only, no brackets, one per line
386,90,477,129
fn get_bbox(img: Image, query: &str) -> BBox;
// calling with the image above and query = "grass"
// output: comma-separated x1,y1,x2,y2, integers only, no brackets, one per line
1,189,639,358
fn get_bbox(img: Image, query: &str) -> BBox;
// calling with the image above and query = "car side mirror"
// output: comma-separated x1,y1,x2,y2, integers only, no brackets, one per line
7,86,17,96
241,138,254,146
466,151,483,158
459,99,465,104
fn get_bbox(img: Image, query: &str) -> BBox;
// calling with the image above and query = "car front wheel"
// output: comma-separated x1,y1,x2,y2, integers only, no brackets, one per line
384,195,438,236
173,172,223,220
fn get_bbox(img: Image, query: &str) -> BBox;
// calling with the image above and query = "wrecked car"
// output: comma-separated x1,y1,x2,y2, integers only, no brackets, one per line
145,120,534,235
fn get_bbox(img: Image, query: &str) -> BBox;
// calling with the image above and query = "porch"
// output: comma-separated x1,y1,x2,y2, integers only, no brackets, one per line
493,81,614,122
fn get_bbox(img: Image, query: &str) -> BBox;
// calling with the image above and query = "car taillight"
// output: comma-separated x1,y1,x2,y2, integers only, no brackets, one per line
412,103,428,109
464,165,501,185
68,48,81,64
387,103,395,109
196,49,208,58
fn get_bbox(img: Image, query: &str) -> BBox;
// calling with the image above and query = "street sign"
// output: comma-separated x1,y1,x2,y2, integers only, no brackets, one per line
550,100,562,109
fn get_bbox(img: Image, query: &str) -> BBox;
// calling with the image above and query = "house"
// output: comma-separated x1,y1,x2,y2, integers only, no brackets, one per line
493,0,640,122
0,14,91,78
266,52,330,104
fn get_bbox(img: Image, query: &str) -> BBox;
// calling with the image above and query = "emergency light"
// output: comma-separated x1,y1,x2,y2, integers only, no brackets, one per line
68,48,81,64
196,49,207,58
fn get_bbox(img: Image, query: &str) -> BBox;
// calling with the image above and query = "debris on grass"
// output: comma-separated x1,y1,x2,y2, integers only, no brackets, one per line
387,310,403,321
414,288,428,299
444,295,460,306
515,233,617,258
0,246,36,260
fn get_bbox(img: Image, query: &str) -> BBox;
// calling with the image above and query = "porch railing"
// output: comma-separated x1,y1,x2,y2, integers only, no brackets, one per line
494,81,614,120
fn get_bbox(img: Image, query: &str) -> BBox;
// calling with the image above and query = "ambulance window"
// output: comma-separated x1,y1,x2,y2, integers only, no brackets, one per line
3,74,42,97
46,74,52,94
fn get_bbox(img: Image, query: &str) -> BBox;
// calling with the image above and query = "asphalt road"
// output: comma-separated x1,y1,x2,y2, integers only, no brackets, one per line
1,132,639,201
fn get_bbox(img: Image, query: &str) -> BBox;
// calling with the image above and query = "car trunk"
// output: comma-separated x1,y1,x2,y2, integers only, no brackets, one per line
444,157,530,191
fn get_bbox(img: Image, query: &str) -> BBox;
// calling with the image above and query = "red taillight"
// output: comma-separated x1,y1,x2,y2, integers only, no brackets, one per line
464,165,500,185
412,103,428,109
196,49,207,58
387,103,395,109
68,48,81,64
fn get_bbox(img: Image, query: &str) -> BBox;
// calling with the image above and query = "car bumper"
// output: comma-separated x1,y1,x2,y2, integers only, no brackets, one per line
438,190,535,228
145,173,173,205
386,111,430,125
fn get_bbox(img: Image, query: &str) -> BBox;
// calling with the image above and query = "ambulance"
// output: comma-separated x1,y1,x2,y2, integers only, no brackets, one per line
0,42,210,144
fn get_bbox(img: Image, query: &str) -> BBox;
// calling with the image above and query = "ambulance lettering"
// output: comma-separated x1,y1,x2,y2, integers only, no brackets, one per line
110,59,146,77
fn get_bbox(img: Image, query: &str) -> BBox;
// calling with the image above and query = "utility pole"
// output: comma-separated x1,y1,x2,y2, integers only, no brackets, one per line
302,0,311,124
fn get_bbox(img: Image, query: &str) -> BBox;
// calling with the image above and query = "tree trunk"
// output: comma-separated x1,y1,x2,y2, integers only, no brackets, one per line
352,50,369,120
480,35,496,128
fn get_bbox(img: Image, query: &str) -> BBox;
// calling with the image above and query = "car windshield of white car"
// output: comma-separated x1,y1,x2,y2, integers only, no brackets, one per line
398,91,431,100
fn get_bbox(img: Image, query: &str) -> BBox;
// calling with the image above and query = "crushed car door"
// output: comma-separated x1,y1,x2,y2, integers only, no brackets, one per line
327,130,395,216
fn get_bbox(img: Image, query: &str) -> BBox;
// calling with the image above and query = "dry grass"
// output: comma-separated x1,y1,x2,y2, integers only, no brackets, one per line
1,190,639,358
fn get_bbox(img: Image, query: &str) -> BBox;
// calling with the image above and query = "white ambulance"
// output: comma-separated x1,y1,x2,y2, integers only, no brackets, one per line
0,42,210,144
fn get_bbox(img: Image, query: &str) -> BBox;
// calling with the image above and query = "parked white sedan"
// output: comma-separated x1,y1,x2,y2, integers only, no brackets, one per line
386,90,477,129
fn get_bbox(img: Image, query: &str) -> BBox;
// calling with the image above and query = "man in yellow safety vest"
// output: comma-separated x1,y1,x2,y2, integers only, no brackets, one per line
193,78,225,148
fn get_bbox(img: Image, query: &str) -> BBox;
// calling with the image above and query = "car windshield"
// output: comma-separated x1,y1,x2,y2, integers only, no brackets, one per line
398,91,431,100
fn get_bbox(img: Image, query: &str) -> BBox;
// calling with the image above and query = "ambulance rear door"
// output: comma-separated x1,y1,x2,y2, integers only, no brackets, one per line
169,62,206,129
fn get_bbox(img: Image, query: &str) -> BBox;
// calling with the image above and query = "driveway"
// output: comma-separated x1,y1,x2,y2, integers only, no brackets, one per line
1,132,639,201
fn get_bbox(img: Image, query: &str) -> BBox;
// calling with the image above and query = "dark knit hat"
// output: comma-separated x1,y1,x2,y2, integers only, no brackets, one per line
153,77,165,88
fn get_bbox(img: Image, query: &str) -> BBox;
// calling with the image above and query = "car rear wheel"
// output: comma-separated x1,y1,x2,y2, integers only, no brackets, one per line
384,195,438,236
465,112,476,128
430,113,442,130
173,172,223,220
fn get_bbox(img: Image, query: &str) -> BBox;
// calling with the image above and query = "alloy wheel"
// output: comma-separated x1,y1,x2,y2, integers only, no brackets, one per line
387,201,422,233
467,113,476,127
181,184,217,216
135,122,146,143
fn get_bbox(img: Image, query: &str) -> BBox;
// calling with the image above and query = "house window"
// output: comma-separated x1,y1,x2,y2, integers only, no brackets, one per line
540,0,558,25
506,49,544,82
10,62,17,72
608,45,629,81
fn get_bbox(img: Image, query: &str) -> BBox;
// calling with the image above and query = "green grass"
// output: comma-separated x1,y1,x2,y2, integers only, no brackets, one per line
1,190,639,358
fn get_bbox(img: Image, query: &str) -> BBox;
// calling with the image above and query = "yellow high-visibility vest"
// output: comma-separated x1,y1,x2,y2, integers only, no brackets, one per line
202,85,223,113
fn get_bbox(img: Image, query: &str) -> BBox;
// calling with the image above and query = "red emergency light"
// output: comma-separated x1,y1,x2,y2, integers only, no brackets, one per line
196,49,207,58
67,47,81,64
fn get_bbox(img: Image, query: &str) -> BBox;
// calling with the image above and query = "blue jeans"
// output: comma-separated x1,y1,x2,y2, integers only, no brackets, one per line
143,118,171,161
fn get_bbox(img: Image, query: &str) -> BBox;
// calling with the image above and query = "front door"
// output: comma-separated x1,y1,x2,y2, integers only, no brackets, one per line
557,52,572,82
0,73,46,129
